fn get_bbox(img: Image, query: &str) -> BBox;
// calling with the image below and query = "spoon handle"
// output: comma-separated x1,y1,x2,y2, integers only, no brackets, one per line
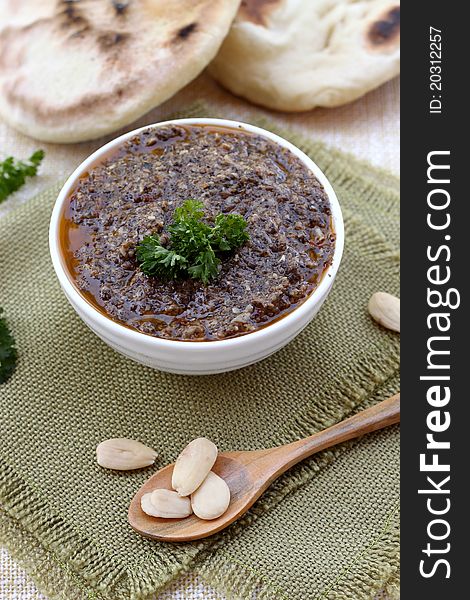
259,393,400,479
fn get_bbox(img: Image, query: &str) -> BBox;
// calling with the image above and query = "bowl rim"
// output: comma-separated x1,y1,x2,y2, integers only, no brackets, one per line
49,117,344,351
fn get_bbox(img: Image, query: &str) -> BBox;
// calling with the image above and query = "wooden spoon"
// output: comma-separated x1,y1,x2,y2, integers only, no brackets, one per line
129,393,400,542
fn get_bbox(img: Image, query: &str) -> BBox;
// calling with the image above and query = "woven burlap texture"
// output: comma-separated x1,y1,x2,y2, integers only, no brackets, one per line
0,112,400,600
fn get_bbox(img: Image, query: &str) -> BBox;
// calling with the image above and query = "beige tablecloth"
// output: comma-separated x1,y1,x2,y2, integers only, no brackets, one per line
0,71,400,600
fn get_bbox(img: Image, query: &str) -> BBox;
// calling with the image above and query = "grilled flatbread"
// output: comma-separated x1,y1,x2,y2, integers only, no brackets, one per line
209,0,400,111
0,0,241,142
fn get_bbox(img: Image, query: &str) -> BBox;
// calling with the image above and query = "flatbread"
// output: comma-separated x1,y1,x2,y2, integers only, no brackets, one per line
209,0,400,111
0,0,241,142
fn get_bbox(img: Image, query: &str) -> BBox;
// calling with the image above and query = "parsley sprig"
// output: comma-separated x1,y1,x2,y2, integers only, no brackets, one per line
136,199,249,284
0,307,17,385
0,150,44,204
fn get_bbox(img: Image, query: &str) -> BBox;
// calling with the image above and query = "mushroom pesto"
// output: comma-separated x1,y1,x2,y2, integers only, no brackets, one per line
60,124,336,341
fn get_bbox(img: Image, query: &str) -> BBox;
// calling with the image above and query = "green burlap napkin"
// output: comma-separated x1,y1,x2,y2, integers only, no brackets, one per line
0,108,400,600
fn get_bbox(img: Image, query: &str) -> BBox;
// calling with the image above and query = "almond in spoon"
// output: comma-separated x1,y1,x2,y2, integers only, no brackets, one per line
172,437,218,496
141,490,192,519
191,471,230,520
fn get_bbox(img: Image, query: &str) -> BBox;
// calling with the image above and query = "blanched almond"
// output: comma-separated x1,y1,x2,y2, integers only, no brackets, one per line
172,437,218,496
191,471,230,520
141,490,192,518
149,489,192,518
96,438,157,471
141,492,160,517
368,292,400,333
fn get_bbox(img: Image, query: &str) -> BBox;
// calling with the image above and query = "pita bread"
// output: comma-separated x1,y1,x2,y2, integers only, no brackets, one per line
209,0,400,111
0,0,241,142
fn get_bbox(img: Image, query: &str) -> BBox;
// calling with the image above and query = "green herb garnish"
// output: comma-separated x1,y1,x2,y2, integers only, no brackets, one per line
136,238,189,280
0,307,17,384
0,150,45,204
136,199,249,284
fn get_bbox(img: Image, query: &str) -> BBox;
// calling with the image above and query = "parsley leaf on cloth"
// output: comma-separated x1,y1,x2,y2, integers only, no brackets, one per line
0,307,17,384
0,150,44,204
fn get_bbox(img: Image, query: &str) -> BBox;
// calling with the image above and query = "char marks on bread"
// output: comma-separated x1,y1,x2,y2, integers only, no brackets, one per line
209,0,400,111
0,0,241,142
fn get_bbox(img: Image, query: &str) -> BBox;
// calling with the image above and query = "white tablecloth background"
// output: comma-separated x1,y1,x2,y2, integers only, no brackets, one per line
0,71,400,599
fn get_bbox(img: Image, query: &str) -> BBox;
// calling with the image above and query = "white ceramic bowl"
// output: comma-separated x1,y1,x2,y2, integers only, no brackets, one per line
49,118,344,375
